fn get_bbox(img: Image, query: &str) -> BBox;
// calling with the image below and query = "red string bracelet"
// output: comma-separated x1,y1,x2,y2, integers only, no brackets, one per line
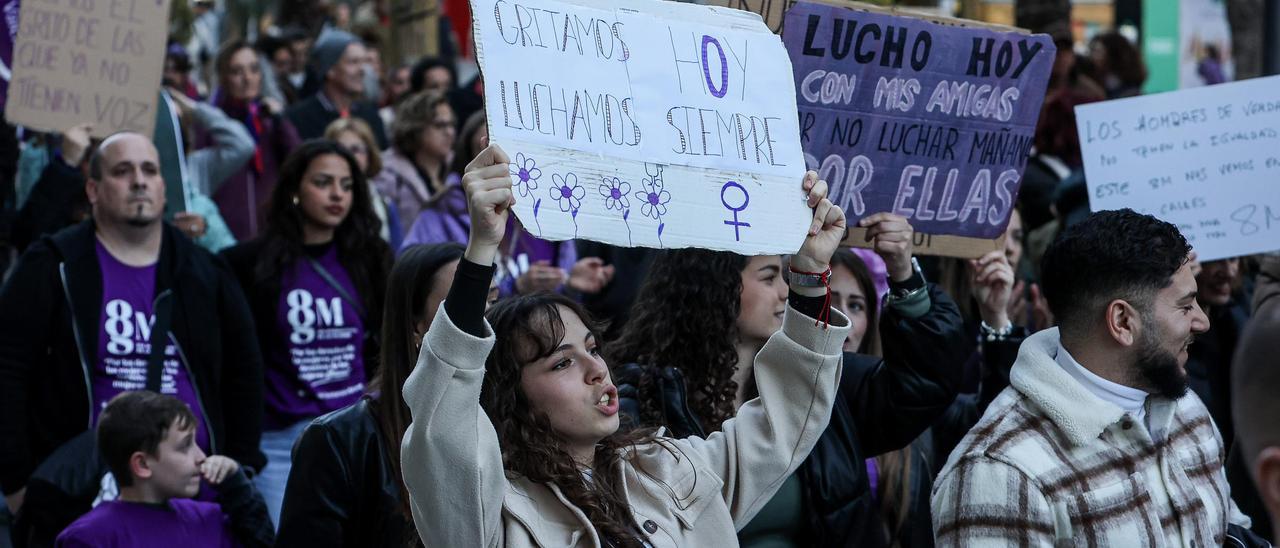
788,265,832,328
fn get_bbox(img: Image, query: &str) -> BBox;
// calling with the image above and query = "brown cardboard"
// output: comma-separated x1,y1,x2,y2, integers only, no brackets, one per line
842,226,1006,259
707,0,1025,35
5,0,173,138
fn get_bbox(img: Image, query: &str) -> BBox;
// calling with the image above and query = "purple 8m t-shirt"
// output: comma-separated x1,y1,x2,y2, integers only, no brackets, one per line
263,244,365,430
92,241,210,452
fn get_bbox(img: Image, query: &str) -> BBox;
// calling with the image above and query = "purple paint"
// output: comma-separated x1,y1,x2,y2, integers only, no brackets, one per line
784,1,1054,239
720,181,750,241
598,176,631,212
508,153,542,198
533,198,543,236
701,35,728,99
550,172,584,212
0,0,17,109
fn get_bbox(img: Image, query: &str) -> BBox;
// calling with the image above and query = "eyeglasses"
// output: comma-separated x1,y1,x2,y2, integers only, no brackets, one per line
343,144,368,155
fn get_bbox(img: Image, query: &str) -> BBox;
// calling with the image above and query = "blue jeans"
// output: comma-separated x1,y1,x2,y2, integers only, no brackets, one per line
253,419,311,529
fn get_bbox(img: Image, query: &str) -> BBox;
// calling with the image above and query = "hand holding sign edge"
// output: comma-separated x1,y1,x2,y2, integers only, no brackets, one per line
463,142,515,266
792,171,846,275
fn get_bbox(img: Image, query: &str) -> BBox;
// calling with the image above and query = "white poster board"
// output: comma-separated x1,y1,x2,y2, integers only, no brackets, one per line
1076,75,1280,261
472,0,810,254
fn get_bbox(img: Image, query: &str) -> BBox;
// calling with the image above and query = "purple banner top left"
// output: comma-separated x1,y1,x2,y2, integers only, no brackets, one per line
783,1,1054,239
0,0,17,110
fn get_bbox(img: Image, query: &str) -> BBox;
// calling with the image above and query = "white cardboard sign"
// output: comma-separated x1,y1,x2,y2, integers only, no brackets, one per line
1075,75,1280,261
473,0,810,254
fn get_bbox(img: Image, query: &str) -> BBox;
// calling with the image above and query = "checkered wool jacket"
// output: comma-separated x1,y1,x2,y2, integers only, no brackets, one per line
932,328,1251,547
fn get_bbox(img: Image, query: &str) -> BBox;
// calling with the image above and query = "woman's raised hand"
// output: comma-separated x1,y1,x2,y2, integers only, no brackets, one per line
462,143,515,266
969,250,1014,329
792,171,847,275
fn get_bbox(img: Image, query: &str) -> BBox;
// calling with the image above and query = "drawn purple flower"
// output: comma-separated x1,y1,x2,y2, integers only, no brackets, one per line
634,180,671,220
508,152,542,197
598,177,632,212
532,198,543,236
550,173,584,212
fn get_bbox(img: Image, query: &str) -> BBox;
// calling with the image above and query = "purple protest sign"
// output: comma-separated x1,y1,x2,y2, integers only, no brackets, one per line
784,2,1054,239
0,0,17,110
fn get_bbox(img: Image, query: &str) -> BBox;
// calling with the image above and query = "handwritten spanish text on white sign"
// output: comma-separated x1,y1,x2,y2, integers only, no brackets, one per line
1076,75,1280,261
473,0,810,254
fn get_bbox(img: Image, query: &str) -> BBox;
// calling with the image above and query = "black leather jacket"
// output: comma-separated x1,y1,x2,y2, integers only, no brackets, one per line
616,283,968,547
276,397,417,547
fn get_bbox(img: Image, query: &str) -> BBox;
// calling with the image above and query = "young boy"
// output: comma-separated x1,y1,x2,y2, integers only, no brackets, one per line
55,392,273,547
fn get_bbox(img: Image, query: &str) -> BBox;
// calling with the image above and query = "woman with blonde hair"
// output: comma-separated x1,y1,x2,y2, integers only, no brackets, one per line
326,118,401,249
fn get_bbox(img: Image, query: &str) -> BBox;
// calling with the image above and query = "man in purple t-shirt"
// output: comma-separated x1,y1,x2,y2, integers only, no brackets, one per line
0,132,264,531
56,392,272,547
94,238,211,452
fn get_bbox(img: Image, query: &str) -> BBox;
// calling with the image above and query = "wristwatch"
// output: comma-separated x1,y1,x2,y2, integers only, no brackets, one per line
886,257,926,301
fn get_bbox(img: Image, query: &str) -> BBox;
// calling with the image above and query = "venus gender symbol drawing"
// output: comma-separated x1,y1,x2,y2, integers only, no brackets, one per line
471,0,812,254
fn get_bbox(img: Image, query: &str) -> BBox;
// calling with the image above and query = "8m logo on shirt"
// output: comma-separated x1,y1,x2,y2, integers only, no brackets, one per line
287,289,347,345
105,299,165,355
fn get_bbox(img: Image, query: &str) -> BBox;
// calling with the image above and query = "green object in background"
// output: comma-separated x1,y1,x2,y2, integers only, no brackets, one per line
1143,2,1179,93
153,90,189,220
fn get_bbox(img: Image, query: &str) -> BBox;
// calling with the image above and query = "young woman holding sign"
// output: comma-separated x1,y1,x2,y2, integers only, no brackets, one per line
399,142,849,546
221,140,391,525
609,220,969,546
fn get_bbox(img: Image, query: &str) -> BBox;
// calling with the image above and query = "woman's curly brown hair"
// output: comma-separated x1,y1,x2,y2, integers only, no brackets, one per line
608,249,748,434
481,292,657,547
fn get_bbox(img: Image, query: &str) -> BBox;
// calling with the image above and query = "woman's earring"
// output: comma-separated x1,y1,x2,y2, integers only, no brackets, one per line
292,195,300,206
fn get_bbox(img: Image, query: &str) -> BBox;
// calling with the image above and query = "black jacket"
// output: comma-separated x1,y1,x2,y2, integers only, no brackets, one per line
927,325,1026,477
0,221,266,496
276,397,416,547
12,159,89,253
616,284,968,547
284,93,388,149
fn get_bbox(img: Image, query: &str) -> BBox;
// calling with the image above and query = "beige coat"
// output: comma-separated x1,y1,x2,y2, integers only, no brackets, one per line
400,302,848,547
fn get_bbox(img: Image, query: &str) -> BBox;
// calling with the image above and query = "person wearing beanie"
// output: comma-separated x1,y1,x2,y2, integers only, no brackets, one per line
285,30,388,149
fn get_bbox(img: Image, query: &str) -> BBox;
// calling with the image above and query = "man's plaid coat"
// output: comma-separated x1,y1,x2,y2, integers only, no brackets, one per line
932,328,1251,547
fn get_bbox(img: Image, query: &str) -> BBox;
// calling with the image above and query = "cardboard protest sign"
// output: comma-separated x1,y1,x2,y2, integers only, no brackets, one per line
1076,75,1280,261
784,1,1053,259
5,0,172,138
471,0,810,254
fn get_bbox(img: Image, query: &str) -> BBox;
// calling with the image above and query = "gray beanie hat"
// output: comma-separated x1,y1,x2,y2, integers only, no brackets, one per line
310,29,360,78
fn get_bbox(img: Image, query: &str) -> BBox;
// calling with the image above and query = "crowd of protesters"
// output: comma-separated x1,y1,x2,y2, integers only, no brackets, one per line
0,1,1278,547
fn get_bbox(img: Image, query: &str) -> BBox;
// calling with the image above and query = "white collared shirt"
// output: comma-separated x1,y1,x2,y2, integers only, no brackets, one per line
1054,342,1158,439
